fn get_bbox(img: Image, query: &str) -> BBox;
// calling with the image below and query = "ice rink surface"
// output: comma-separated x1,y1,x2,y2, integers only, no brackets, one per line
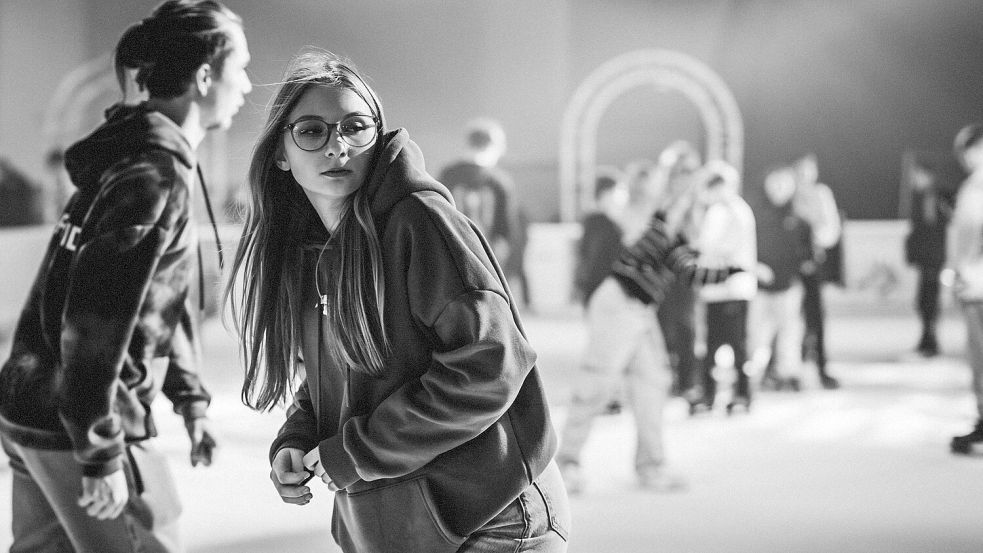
2,305,981,553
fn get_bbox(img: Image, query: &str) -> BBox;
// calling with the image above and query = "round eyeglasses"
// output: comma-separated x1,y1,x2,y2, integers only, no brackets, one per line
283,114,378,151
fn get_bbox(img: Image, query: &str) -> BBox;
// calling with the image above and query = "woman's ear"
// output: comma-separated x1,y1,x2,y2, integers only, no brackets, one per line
276,159,290,171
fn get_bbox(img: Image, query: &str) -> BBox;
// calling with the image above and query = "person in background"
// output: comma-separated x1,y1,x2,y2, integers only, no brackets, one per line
748,165,813,392
439,118,525,300
0,2,250,550
690,160,757,414
905,159,952,357
948,124,983,454
652,142,703,399
792,153,843,389
226,51,568,552
557,170,738,495
573,171,628,308
0,157,45,227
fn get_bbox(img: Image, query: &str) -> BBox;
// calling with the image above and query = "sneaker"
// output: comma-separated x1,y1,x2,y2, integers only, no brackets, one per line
637,467,687,493
559,462,585,495
951,420,983,454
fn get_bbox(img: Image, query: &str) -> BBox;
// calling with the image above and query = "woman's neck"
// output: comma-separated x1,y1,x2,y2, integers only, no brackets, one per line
304,192,349,234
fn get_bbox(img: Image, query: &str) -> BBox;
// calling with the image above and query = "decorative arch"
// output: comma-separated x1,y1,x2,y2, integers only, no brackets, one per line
559,49,743,222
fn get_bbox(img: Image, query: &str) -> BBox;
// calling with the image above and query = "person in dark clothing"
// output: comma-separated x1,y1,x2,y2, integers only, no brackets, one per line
905,160,953,357
749,165,814,392
439,119,519,287
0,158,44,227
573,172,627,306
650,142,703,398
793,154,843,389
0,2,251,551
225,51,568,553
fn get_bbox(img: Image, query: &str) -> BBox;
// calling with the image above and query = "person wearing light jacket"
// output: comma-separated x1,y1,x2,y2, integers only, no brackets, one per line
0,2,251,550
225,51,569,553
691,160,758,413
948,124,983,454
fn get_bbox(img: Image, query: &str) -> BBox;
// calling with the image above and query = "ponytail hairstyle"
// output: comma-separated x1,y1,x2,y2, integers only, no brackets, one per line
114,0,242,99
225,50,389,411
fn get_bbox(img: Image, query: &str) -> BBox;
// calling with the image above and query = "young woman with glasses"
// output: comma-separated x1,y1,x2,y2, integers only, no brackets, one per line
225,50,569,553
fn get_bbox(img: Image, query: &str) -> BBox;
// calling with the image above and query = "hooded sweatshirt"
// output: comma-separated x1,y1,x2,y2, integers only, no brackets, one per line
0,104,210,477
269,130,562,550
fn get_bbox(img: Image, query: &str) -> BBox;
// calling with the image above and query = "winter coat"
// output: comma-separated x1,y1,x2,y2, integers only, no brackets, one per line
269,130,562,552
0,104,210,477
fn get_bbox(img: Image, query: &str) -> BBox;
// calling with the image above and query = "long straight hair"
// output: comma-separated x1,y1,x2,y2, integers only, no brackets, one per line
225,51,389,411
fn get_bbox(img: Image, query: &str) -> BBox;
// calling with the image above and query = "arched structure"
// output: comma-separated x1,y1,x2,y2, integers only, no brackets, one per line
559,49,743,222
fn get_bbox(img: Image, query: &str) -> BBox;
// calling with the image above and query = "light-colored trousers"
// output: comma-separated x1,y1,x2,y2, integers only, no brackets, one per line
2,436,183,553
557,278,672,472
961,301,983,419
748,282,805,378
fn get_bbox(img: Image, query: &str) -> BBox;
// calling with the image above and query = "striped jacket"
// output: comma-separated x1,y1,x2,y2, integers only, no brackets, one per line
612,211,736,305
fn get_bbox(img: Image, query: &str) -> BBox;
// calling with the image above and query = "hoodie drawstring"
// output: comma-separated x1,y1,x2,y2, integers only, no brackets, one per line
196,165,224,311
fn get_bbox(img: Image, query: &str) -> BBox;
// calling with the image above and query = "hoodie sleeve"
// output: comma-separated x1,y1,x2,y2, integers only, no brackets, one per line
270,379,318,461
162,305,211,422
317,196,537,489
58,159,182,477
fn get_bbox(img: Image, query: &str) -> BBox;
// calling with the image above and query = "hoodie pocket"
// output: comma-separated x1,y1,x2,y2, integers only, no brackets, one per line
332,476,465,553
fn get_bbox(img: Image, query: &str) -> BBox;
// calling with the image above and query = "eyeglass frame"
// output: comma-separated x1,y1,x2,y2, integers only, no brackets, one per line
282,114,380,151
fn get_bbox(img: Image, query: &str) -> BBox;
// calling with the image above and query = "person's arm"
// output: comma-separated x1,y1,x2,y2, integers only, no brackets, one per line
57,160,180,478
316,199,536,490
269,379,318,505
163,310,214,466
270,379,318,461
638,213,737,286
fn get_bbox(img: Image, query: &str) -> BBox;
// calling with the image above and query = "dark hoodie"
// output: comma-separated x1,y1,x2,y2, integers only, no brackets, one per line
270,130,564,551
756,200,813,292
0,104,210,477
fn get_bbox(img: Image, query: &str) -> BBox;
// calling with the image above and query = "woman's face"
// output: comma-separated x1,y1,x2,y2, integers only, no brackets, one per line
279,86,377,202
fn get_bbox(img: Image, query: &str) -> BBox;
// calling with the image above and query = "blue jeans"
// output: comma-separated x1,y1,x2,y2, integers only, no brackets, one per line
2,436,182,553
457,462,570,553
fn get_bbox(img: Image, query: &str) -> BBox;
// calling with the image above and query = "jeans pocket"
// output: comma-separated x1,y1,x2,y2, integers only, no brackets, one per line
334,477,465,553
532,462,571,541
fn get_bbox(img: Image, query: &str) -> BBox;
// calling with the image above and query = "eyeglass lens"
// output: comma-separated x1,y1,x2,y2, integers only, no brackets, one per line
291,115,377,151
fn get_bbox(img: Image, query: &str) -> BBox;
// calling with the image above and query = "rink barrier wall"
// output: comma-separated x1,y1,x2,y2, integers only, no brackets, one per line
0,220,934,352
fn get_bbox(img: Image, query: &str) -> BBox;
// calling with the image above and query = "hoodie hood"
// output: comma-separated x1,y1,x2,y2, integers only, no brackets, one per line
365,129,454,218
64,103,195,192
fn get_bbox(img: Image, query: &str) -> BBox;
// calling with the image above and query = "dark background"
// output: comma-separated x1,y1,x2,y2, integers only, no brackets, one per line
1,0,982,221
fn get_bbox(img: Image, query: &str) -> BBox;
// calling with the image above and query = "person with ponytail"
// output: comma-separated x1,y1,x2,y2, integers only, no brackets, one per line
226,50,569,552
0,1,251,551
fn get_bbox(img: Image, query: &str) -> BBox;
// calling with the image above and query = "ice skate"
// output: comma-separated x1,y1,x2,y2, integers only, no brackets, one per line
951,420,983,455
